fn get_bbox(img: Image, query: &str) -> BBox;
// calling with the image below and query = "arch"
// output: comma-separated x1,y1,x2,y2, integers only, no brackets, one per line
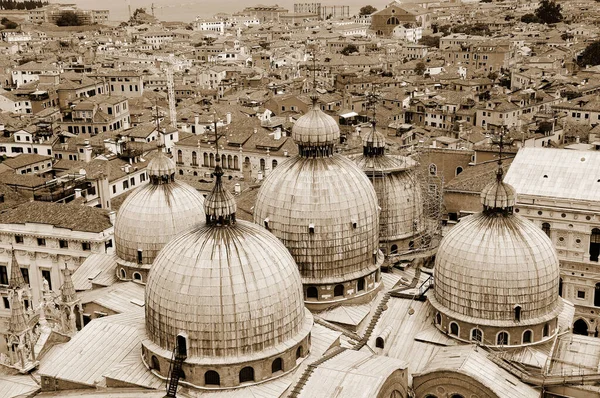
449,322,459,336
523,330,533,344
574,319,589,336
176,334,187,357
150,355,160,371
435,312,441,325
271,357,283,373
387,16,400,25
334,284,344,297
306,286,318,299
428,163,437,176
191,151,197,166
239,366,254,383
514,305,522,322
390,244,398,254
177,150,182,164
209,153,215,167
376,337,384,349
260,158,265,171
455,166,463,176
245,156,250,164
450,395,465,398
470,328,483,343
357,278,365,292
119,268,126,279
497,331,509,345
234,155,239,169
542,222,551,237
205,370,220,386
296,345,304,359
543,323,550,337
203,152,208,166
133,272,142,281
595,283,600,307
228,155,233,169
221,154,226,167
272,159,278,169
408,240,414,250
591,228,600,262
178,169,183,175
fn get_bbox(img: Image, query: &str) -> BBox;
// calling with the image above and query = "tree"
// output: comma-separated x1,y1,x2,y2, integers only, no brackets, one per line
414,62,426,76
341,44,359,56
0,17,18,29
488,71,499,81
55,11,82,26
535,0,562,24
578,41,600,67
520,13,541,23
419,35,440,48
359,5,377,15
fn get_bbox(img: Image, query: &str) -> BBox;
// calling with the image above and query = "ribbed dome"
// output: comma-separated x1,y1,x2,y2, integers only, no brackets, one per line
147,151,176,178
292,101,340,147
432,210,561,324
114,181,205,264
481,179,516,209
254,155,380,284
363,127,386,149
144,220,312,359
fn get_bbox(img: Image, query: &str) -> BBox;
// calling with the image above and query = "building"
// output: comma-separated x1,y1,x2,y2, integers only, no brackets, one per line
241,4,289,22
0,154,52,175
89,71,144,99
10,61,61,89
59,95,130,134
27,5,109,25
504,148,600,336
371,2,431,37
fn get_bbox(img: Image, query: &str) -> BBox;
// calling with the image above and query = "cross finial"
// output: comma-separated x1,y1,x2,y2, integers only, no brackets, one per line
366,86,381,126
497,126,506,181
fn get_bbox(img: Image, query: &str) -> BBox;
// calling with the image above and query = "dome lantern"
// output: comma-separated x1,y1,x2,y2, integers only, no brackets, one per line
291,94,340,158
147,149,176,185
363,122,386,157
203,157,236,226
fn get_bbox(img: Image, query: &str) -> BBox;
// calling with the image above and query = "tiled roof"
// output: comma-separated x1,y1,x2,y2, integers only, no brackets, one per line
1,154,52,169
0,201,113,233
445,158,513,193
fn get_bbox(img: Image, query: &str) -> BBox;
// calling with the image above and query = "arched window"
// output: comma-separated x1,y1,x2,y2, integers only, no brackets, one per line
450,395,465,398
176,334,187,357
133,272,142,281
595,283,600,307
239,367,254,383
523,330,532,344
177,150,182,164
203,152,208,166
137,249,143,265
428,163,437,176
497,331,509,345
387,16,400,25
245,156,250,164
376,337,384,348
334,284,344,297
456,166,463,176
271,357,283,373
449,322,459,336
150,355,160,371
209,153,215,167
191,151,197,166
574,319,589,336
272,159,278,169
435,312,441,325
296,346,303,359
559,277,563,297
306,286,318,299
228,155,233,169
260,158,266,171
591,228,600,262
471,328,483,343
390,244,398,254
205,370,220,386
542,222,551,237
408,241,414,250
234,155,239,169
221,154,226,167
357,278,365,292
514,305,521,322
543,323,550,337
119,268,126,279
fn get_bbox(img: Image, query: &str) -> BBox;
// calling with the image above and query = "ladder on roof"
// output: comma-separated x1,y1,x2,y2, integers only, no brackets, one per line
165,346,186,398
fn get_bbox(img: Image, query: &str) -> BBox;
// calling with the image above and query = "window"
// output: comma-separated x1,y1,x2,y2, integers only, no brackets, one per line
21,268,29,285
497,331,509,345
590,228,600,262
334,284,344,297
112,185,116,194
82,242,91,251
271,357,283,373
514,305,521,322
150,356,160,371
2,296,9,309
37,238,46,246
123,180,129,190
577,290,586,299
120,268,126,279
523,330,532,344
456,166,463,176
15,235,23,244
133,272,142,281
239,367,254,383
42,269,52,290
390,244,398,254
542,223,551,237
137,250,143,264
59,240,68,249
471,328,483,343
205,370,220,386
0,265,8,285
543,323,550,337
130,177,135,186
296,346,304,359
357,278,365,292
140,173,146,182
307,286,318,299
435,312,441,325
428,163,437,176
449,322,459,336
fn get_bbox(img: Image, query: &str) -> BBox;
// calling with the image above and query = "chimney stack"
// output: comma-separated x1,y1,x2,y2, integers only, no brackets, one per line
108,210,116,225
226,112,232,125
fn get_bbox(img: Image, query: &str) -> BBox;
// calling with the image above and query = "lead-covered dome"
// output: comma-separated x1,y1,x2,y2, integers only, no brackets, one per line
143,160,312,388
431,170,561,343
292,97,340,148
114,151,205,266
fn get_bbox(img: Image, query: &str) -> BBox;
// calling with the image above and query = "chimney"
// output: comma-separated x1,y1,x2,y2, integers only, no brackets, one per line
108,210,116,225
234,183,241,194
74,188,82,198
226,112,232,124
124,164,131,173
576,136,580,144
194,114,200,134
254,128,258,134
284,150,289,157
257,170,263,181
274,128,281,140
84,144,93,163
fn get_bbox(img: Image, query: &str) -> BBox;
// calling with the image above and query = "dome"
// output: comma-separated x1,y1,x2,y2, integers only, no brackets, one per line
432,177,561,326
291,99,340,148
254,155,381,284
147,151,176,178
114,164,205,265
362,126,386,150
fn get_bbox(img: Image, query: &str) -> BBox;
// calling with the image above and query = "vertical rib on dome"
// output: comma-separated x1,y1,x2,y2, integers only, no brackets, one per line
292,94,341,158
481,166,516,213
